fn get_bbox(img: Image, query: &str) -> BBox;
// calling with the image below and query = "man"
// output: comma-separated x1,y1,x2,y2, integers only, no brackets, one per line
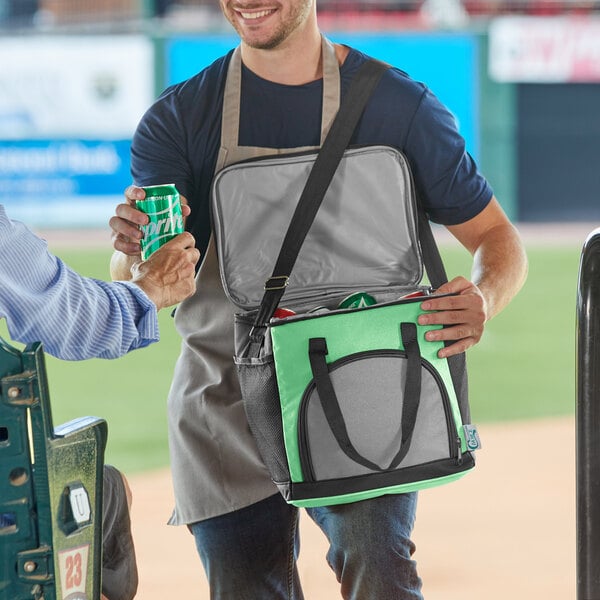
0,202,200,600
0,202,199,360
108,0,528,596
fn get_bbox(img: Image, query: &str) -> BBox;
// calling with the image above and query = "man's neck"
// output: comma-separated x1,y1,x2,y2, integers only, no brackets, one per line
240,28,323,85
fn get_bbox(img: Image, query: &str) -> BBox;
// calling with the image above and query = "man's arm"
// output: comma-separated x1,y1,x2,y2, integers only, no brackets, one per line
0,206,199,360
417,197,528,358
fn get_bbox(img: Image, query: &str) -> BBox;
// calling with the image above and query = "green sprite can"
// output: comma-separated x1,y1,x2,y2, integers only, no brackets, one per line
338,292,377,309
136,184,184,260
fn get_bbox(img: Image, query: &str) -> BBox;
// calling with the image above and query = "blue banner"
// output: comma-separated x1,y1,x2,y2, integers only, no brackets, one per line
0,139,131,227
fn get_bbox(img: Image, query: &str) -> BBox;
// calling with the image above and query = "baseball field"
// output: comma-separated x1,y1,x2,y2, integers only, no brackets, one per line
2,223,592,598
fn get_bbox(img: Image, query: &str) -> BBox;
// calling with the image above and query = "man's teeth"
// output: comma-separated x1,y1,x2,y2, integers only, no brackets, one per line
240,9,273,18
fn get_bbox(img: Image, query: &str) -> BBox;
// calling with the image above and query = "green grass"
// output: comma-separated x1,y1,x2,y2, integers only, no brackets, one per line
440,243,580,422
0,241,583,472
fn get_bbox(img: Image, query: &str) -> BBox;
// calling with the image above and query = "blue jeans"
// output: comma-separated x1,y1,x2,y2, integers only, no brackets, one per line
190,492,423,600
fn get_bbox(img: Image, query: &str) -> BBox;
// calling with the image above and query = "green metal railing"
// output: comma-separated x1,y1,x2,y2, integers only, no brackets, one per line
0,338,107,600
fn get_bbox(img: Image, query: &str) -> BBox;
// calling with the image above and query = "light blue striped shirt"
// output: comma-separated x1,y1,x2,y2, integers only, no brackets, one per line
0,204,159,360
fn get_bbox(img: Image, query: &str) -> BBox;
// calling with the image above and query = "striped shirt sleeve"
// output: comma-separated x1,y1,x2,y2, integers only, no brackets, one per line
0,205,159,360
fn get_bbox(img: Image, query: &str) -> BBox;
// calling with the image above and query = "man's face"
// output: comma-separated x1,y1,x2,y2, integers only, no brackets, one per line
220,0,315,50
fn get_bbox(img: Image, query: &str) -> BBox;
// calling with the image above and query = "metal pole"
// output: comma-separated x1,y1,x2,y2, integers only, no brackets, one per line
577,227,600,600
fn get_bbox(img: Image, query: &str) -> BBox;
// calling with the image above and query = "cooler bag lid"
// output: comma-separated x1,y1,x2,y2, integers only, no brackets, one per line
211,145,424,310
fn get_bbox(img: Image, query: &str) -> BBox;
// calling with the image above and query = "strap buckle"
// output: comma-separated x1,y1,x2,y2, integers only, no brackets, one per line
264,275,289,291
249,325,266,344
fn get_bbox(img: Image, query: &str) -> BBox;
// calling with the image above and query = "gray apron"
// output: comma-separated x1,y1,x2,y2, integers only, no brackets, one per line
167,37,341,524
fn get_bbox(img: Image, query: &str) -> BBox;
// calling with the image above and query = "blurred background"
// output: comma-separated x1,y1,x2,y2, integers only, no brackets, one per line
1,0,597,479
1,5,596,597
1,0,599,226
0,0,597,475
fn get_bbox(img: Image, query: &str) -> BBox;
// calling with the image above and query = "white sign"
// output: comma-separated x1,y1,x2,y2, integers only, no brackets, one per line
0,36,154,138
489,16,600,82
68,485,91,526
58,544,90,599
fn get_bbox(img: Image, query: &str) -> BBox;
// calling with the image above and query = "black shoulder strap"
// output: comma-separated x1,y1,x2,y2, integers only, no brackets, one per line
417,204,449,290
251,59,389,339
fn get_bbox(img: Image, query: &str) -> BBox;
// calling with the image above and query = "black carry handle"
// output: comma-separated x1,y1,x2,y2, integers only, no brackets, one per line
249,59,390,342
307,322,421,472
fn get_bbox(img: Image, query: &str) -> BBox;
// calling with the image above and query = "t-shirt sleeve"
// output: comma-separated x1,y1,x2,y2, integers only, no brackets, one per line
404,87,493,226
131,89,194,201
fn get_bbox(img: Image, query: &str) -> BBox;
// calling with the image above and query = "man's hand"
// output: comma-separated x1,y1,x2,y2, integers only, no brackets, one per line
130,233,200,310
418,197,527,359
418,277,488,359
109,185,192,281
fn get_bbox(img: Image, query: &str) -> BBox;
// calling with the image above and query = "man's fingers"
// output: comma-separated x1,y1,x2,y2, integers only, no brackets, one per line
115,202,148,227
424,324,475,343
436,337,476,359
143,233,200,271
108,203,148,257
179,195,192,219
111,233,143,256
419,295,485,325
160,231,197,250
125,185,146,204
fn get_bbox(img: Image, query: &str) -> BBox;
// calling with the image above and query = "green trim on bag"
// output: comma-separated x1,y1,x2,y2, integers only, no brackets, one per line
270,299,465,484
287,469,472,508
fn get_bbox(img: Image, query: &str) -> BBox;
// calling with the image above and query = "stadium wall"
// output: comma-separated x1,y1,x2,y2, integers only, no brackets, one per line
1,20,599,227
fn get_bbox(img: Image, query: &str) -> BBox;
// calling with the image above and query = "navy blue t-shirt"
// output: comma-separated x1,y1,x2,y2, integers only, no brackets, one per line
131,47,492,256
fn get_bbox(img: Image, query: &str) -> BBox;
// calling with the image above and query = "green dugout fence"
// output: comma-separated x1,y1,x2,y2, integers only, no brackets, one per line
0,338,107,600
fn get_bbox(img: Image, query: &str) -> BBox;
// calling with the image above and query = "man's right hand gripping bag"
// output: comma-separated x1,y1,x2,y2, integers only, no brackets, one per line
211,60,481,508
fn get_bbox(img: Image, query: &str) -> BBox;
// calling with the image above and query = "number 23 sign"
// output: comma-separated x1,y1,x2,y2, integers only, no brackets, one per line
58,544,89,599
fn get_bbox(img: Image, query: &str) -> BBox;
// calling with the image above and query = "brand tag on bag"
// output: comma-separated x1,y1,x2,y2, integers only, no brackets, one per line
463,425,482,451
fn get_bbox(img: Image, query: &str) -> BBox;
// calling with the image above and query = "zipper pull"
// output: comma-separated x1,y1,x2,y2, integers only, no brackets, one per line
455,437,463,465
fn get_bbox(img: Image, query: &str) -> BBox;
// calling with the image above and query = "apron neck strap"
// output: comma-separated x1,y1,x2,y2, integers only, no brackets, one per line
220,36,341,152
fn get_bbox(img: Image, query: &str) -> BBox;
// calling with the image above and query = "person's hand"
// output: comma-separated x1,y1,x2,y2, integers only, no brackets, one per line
130,232,200,309
109,185,192,257
417,276,488,358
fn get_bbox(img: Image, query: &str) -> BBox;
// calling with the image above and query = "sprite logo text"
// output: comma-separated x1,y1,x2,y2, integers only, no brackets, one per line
137,191,184,259
140,209,184,239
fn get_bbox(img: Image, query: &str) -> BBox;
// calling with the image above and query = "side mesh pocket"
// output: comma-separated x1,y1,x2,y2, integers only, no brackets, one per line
235,357,290,484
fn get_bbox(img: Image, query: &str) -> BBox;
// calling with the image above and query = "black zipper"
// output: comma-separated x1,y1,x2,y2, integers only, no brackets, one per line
268,291,462,330
297,349,460,482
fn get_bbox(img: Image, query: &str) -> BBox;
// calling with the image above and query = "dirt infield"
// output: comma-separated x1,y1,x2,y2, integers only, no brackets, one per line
128,416,575,600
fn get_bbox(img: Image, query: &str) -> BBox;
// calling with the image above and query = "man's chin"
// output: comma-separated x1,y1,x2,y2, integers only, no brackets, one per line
239,30,287,51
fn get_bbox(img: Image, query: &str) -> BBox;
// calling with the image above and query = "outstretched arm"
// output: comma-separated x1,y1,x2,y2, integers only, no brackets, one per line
0,206,199,360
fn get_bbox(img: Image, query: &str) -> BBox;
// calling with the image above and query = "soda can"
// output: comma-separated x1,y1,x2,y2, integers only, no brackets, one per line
273,307,296,319
136,184,184,260
338,292,376,309
307,305,329,313
400,290,427,300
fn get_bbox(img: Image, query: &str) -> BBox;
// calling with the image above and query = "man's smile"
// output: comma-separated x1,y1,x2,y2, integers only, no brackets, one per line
238,8,276,19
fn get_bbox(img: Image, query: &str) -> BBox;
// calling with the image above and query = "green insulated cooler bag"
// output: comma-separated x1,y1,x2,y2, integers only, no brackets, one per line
211,60,481,507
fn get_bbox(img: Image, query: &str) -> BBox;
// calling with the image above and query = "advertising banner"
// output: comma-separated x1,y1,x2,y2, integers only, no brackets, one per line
489,16,600,83
0,36,153,227
0,140,132,227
